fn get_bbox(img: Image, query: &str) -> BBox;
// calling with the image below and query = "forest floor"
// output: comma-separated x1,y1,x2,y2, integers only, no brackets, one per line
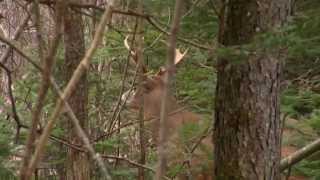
281,118,316,180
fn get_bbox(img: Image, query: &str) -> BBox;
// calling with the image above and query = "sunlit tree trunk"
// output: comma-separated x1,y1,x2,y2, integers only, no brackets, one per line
63,4,90,180
214,0,290,179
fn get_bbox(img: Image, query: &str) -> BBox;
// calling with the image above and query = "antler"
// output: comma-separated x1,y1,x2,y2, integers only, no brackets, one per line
124,36,147,73
174,48,188,65
125,36,188,76
156,48,188,76
124,36,136,57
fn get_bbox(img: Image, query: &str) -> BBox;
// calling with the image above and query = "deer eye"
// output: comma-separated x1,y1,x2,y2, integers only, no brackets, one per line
141,83,154,93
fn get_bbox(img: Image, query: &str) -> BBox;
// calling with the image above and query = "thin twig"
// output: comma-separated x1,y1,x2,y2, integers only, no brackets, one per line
0,34,42,71
208,0,222,20
112,9,213,50
24,122,171,180
182,0,203,18
94,107,187,143
190,127,212,154
23,0,213,50
0,62,25,141
26,3,114,178
20,1,64,179
50,79,112,179
144,8,171,52
28,129,171,180
106,25,139,136
0,6,31,64
136,1,146,179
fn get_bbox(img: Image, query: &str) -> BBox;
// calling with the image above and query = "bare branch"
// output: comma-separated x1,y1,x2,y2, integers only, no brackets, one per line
49,79,112,179
26,2,114,178
20,0,64,178
182,0,203,18
0,62,25,141
280,138,320,171
0,34,42,71
23,0,105,11
112,9,213,50
105,25,139,136
28,130,171,180
0,7,113,178
23,0,213,50
136,1,146,179
0,6,31,64
94,107,187,143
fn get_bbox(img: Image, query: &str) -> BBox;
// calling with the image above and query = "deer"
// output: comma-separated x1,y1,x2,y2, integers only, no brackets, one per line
121,36,213,180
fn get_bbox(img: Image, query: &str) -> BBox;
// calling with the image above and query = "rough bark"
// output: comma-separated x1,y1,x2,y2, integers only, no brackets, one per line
214,0,290,179
0,0,28,116
63,5,90,180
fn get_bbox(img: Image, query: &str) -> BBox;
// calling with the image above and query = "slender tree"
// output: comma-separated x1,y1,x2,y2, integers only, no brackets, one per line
214,0,291,179
63,4,90,180
155,0,184,179
136,1,147,180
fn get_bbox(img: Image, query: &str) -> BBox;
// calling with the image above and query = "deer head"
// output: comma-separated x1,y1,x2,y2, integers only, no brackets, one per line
121,36,188,119
121,36,213,180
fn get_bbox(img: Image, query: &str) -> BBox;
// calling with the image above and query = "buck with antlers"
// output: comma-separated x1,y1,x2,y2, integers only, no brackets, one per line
122,36,213,179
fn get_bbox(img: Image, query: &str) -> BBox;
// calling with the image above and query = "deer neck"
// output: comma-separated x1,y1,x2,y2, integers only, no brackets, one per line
143,95,180,120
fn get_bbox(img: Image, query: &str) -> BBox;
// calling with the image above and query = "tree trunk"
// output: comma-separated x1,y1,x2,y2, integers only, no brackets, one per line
214,0,290,179
63,5,90,180
0,0,27,114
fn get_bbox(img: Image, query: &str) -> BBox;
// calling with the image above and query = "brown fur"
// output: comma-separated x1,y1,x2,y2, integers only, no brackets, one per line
124,75,213,180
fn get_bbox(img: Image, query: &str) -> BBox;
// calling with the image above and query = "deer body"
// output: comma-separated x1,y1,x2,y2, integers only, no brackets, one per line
123,76,213,179
122,37,213,179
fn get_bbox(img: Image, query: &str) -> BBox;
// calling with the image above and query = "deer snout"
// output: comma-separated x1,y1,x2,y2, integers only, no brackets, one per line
121,90,137,108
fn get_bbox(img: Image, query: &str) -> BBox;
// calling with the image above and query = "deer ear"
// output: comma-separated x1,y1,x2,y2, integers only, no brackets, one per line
156,66,166,76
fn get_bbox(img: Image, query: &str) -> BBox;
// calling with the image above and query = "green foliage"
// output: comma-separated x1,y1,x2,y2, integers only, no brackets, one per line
294,159,320,179
2,0,320,179
0,166,16,180
177,53,215,113
0,118,16,179
179,121,201,144
167,163,185,178
180,2,218,41
144,0,175,14
307,110,320,132
216,46,249,64
281,88,320,118
284,0,320,82
0,121,11,157
95,136,127,153
111,168,137,180
287,1,320,59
